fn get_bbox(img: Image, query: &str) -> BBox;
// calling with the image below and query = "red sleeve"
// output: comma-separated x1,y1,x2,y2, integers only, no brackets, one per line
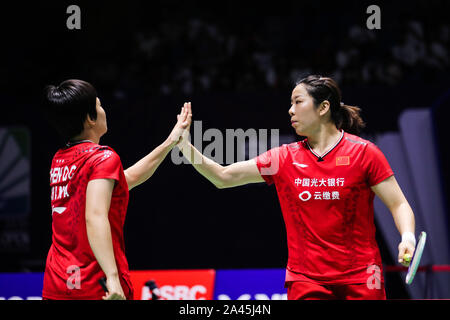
254,145,287,185
363,142,394,186
88,148,122,182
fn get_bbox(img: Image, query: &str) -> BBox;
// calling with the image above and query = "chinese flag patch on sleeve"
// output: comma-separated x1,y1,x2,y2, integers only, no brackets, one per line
336,156,350,166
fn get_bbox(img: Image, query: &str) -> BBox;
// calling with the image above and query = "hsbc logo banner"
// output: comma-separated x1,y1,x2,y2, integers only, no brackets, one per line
129,269,216,300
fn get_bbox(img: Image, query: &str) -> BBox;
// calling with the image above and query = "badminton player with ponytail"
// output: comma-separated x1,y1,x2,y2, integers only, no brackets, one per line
177,75,416,300
41,79,190,300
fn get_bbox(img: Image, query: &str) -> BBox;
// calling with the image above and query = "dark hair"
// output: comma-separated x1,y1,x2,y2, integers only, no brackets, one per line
41,79,98,141
296,75,365,135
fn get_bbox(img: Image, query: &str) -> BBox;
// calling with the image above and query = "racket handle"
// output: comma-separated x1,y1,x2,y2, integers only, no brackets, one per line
98,277,108,293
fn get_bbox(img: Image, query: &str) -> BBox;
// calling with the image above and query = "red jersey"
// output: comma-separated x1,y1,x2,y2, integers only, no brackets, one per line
42,141,133,300
255,131,393,285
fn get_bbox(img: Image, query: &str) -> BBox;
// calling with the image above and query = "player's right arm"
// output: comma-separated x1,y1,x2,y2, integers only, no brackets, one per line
177,103,264,189
85,178,125,300
180,142,264,188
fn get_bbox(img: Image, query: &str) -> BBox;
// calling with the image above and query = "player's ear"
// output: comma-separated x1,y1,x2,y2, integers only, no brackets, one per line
85,113,96,128
318,100,330,116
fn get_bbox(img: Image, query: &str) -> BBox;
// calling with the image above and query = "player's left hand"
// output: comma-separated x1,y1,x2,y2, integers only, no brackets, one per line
398,241,415,267
167,102,192,147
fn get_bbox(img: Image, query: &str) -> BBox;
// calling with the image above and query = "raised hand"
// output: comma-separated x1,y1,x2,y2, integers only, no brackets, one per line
167,102,192,147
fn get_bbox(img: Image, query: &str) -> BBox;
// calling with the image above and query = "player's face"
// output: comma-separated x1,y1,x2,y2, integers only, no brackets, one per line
95,98,108,136
289,84,320,136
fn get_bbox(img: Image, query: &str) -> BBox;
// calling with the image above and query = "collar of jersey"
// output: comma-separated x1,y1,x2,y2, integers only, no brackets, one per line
65,139,94,147
304,130,344,162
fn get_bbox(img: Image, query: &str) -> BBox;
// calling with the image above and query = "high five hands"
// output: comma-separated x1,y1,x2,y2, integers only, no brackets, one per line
168,102,192,148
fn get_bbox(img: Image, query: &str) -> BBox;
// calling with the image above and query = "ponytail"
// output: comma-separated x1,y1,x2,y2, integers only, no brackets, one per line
337,103,365,136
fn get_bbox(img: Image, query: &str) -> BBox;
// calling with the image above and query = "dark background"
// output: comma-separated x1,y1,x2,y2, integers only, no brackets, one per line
1,0,449,299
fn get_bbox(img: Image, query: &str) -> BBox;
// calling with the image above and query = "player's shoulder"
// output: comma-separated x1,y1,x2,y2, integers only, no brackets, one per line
282,140,303,151
344,132,380,149
81,144,121,168
343,132,370,146
275,141,303,156
262,141,300,154
343,132,384,157
91,144,120,159
93,144,117,154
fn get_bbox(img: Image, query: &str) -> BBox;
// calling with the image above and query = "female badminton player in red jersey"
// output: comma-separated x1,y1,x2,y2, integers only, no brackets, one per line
40,79,190,300
177,75,416,300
